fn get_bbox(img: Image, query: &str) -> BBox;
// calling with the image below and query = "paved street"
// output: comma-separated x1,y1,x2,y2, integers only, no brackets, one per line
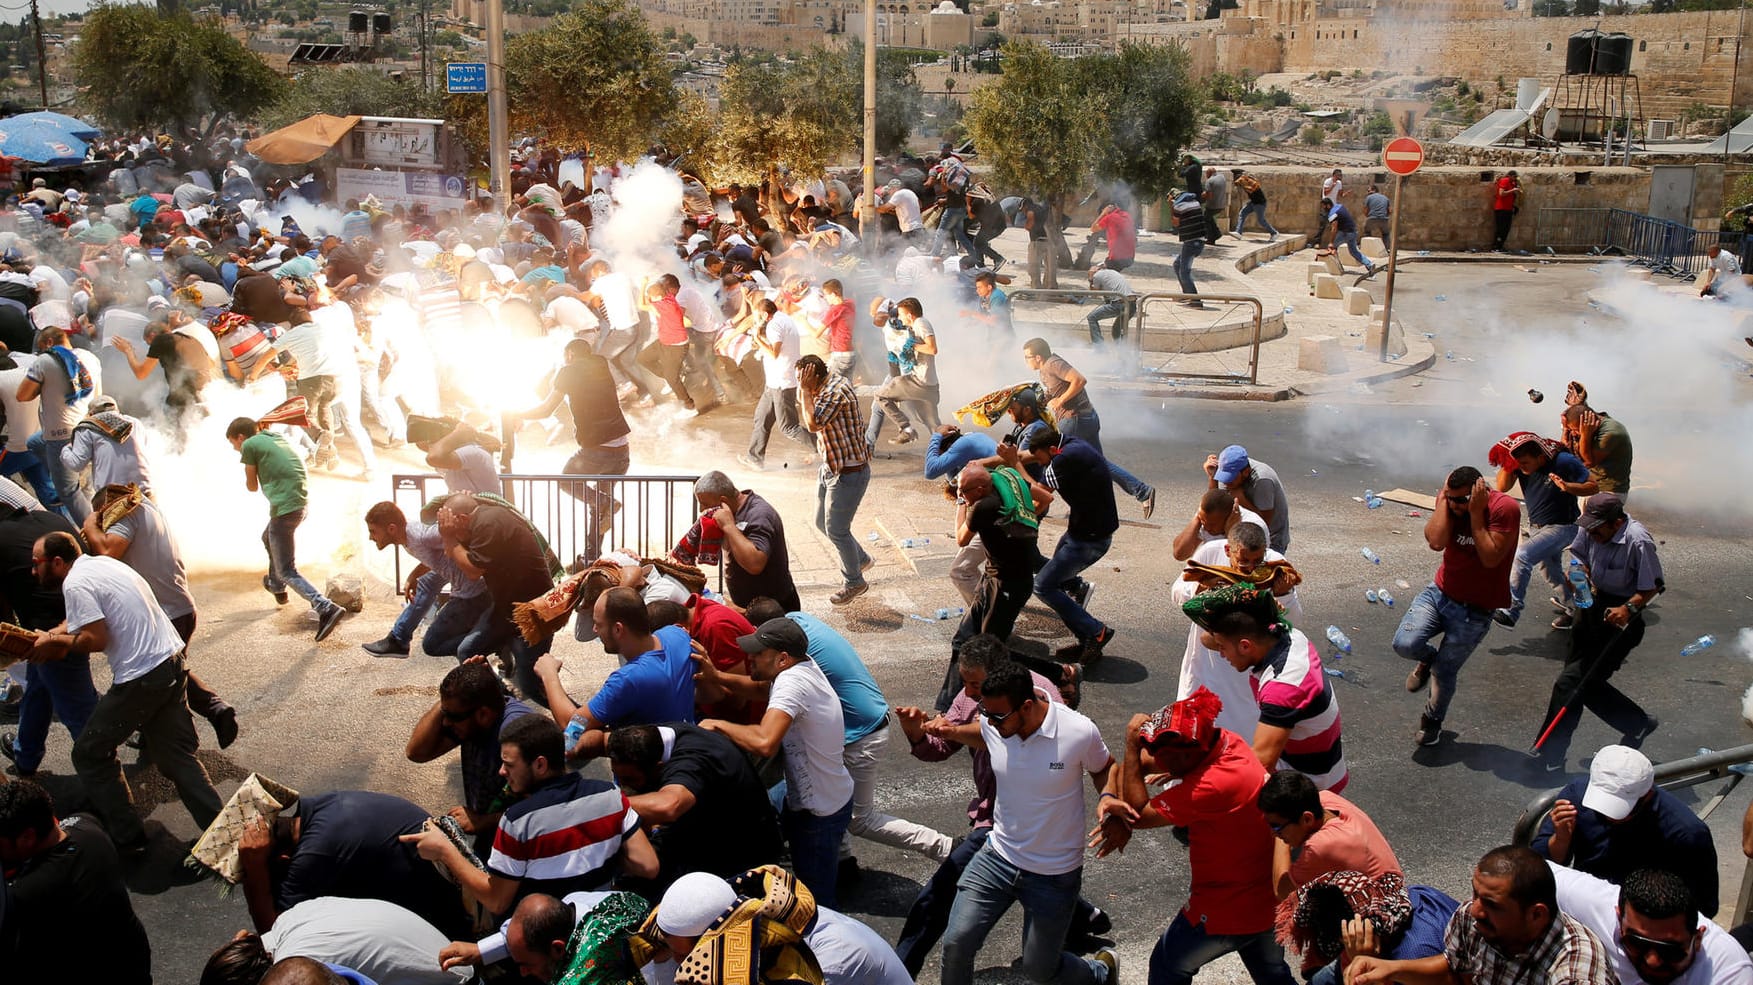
12,260,1753,984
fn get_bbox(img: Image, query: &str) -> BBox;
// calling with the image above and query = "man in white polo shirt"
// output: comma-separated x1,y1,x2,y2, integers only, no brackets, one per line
1550,864,1752,985
27,530,221,852
700,617,856,908
931,662,1118,985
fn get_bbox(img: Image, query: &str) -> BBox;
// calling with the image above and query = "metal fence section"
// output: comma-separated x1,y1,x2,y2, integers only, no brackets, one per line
1003,288,1266,385
1535,207,1612,254
1536,208,1748,280
387,472,702,582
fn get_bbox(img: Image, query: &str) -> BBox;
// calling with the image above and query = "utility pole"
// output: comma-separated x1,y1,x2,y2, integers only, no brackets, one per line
29,0,47,110
485,0,510,214
858,0,877,253
1729,0,1746,166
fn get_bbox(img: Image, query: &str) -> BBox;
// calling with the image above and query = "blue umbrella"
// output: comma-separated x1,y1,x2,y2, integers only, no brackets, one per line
0,120,89,165
2,111,101,140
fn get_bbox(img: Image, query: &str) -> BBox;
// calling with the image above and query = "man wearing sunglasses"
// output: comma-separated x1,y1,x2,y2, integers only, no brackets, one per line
1551,866,1751,985
404,660,534,854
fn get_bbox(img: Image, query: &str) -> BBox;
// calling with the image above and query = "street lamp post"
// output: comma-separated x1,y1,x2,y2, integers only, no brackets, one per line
485,0,511,214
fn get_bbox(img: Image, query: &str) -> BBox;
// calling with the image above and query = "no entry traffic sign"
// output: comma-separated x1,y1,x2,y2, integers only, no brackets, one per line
1383,136,1424,176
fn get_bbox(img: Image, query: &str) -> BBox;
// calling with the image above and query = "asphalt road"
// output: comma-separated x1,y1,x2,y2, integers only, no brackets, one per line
12,262,1753,985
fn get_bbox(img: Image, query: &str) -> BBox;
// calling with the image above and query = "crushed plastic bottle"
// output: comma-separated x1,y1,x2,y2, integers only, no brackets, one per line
898,537,930,549
1378,588,1395,608
907,613,938,624
1680,635,1716,657
1360,547,1381,564
1310,469,1319,475
1367,495,1384,509
867,531,881,542
1434,294,1448,302
1396,579,1411,590
1406,510,1424,518
1325,626,1353,653
935,607,966,621
1566,559,1593,609
1444,350,1455,361
1365,589,1379,603
1324,668,1346,679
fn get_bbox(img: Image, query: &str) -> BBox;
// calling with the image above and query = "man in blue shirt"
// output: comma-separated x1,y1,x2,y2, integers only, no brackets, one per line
531,587,696,754
1490,434,1596,630
1321,197,1375,274
1532,745,1716,915
925,425,999,482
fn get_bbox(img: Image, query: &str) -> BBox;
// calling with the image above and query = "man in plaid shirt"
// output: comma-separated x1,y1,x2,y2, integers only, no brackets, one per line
1347,845,1616,985
798,354,873,606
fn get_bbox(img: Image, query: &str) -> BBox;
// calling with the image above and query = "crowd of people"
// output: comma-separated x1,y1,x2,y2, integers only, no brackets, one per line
0,130,1737,985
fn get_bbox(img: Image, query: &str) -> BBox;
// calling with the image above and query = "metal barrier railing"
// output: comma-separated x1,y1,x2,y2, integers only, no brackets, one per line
1535,207,1613,254
1003,288,1266,385
1512,743,1753,924
1535,208,1747,281
387,472,703,583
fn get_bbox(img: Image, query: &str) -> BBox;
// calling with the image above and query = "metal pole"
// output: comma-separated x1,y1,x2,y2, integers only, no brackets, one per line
30,0,47,110
1378,172,1403,363
859,3,878,253
1729,0,1746,167
485,0,511,215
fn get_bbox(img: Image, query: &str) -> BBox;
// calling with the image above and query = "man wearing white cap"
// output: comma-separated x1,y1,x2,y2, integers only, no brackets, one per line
1532,745,1719,918
653,871,912,985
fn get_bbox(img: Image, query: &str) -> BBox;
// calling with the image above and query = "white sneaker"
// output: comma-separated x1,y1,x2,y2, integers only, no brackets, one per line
674,406,700,420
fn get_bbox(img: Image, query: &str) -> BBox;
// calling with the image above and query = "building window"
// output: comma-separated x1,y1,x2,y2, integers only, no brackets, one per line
1639,39,1646,51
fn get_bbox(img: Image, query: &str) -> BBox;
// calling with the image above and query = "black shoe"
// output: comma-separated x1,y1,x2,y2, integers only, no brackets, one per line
1622,716,1659,749
837,855,864,887
1068,580,1096,612
362,635,410,657
315,605,346,642
0,730,24,773
1492,608,1518,628
1060,664,1083,710
1079,626,1116,667
262,575,288,606
210,706,239,750
1414,714,1441,747
1086,907,1113,937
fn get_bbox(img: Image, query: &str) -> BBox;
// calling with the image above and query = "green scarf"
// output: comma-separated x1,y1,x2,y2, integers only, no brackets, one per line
989,466,1040,533
555,891,651,985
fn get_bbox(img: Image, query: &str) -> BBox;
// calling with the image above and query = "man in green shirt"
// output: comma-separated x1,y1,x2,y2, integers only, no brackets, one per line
1561,404,1633,496
225,417,346,641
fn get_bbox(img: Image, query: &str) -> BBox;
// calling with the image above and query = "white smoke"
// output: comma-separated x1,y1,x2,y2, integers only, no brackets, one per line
1739,628,1753,727
599,161,687,284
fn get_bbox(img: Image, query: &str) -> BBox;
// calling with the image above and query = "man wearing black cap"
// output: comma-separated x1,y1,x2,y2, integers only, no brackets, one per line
1531,493,1662,769
699,617,855,908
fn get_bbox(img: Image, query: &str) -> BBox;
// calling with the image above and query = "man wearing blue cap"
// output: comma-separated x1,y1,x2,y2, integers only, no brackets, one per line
1205,445,1290,554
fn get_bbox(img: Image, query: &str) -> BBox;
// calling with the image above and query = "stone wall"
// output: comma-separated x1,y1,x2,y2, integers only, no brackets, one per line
1204,165,1655,252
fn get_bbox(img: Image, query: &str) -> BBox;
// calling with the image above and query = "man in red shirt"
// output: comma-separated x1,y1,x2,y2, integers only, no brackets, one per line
1392,466,1520,748
672,594,764,725
1092,688,1296,985
820,279,858,381
637,280,700,417
1491,171,1522,251
1079,204,1137,272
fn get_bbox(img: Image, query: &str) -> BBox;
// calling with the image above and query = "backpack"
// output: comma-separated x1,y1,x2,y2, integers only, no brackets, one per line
936,157,973,196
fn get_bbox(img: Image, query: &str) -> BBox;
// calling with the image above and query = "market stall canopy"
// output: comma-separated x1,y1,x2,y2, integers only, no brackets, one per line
2,111,101,140
0,119,88,165
245,113,362,165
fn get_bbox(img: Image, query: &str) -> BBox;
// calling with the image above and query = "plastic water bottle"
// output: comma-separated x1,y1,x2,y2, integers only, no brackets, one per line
1367,495,1384,509
1434,294,1448,302
1680,635,1717,657
1360,547,1381,564
1566,559,1593,609
1444,350,1455,360
898,537,929,549
935,607,966,621
1365,589,1379,603
1325,626,1353,654
563,716,588,750
1378,588,1395,608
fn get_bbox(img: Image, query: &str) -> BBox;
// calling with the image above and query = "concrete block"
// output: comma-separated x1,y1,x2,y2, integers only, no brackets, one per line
1322,252,1345,276
1361,236,1387,256
1369,304,1387,323
1343,286,1373,315
1297,334,1348,374
1306,262,1328,287
1313,274,1343,300
1364,319,1408,359
1285,233,1309,251
327,574,365,613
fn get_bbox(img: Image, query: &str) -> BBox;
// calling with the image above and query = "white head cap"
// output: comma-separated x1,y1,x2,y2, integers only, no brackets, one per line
656,872,738,936
1582,745,1654,821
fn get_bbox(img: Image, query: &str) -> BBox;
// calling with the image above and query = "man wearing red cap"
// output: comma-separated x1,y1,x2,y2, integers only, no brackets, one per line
1092,687,1295,985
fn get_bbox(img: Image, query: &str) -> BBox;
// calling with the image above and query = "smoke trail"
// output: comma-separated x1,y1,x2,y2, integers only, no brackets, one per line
1739,628,1753,727
598,161,687,283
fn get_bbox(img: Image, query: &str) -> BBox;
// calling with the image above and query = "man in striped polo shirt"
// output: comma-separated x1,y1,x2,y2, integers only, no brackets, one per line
1183,583,1348,792
403,715,659,917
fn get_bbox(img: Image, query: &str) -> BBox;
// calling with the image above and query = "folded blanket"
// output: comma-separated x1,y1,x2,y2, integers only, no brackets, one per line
671,512,723,567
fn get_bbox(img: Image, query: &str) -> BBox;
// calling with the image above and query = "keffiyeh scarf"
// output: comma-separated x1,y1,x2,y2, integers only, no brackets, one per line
1486,430,1564,472
1286,871,1413,964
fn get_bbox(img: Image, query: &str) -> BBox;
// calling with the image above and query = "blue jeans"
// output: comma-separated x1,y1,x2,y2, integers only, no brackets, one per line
782,796,854,909
11,654,99,773
1035,533,1110,641
1055,412,1152,503
933,206,976,258
1333,230,1370,268
1148,912,1296,985
1,447,58,508
1086,300,1127,343
424,592,494,657
1174,239,1206,296
1392,584,1494,722
941,843,1107,985
816,465,871,589
263,509,333,612
1506,523,1577,618
390,570,444,646
459,615,553,706
32,433,90,524
1235,201,1278,237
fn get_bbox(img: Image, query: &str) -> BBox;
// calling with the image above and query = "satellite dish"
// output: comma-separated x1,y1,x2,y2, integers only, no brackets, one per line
1542,108,1561,140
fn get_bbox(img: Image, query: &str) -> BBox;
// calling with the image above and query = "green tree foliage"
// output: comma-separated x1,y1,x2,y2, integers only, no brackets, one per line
498,0,676,159
964,41,1103,205
71,4,283,134
658,92,724,185
714,46,860,181
1077,42,1205,203
259,67,445,131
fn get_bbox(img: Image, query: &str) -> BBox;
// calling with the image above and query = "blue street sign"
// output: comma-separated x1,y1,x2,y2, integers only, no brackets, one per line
447,62,487,94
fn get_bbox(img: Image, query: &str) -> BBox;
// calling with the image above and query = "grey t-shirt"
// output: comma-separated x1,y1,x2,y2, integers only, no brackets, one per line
1240,459,1291,553
107,498,194,620
1203,172,1231,210
262,897,468,985
440,444,500,495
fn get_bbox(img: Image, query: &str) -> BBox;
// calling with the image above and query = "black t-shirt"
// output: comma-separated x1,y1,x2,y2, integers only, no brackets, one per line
969,493,1037,581
173,252,222,284
651,723,786,883
724,491,799,612
0,509,77,628
973,198,1007,234
756,230,785,258
1,814,151,985
146,331,215,398
0,305,32,357
552,355,630,449
323,244,376,286
230,272,300,324
279,791,461,935
1024,201,1049,242
462,501,555,623
733,193,761,227
1043,437,1119,540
